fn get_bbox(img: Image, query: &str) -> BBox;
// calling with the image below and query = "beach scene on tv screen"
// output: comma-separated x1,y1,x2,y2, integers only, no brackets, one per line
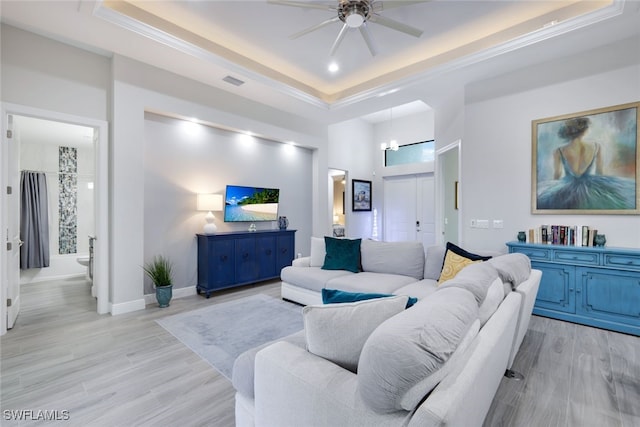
224,186,279,222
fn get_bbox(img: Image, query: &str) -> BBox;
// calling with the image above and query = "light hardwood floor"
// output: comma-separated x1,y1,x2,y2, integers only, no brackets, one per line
1,277,638,426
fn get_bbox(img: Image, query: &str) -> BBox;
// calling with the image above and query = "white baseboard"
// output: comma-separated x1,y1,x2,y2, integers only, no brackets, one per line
111,298,146,315
144,285,197,306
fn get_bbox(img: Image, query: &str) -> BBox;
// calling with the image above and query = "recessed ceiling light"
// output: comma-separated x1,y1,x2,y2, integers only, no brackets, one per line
328,62,339,73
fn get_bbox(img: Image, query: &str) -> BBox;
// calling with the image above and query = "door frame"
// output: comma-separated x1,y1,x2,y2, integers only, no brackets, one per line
435,139,462,246
1,103,109,335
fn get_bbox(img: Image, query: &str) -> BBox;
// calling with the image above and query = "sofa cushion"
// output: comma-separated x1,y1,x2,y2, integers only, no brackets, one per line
437,261,499,305
231,330,305,399
358,287,478,413
360,239,425,280
488,253,532,289
478,277,505,326
326,272,417,295
395,279,439,300
322,237,362,273
303,296,409,373
281,266,353,292
424,245,447,280
438,242,492,283
322,288,417,308
309,236,326,267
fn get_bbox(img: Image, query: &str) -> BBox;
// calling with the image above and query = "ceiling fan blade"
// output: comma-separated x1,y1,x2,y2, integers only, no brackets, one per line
373,0,431,11
289,16,340,39
268,0,335,11
359,23,377,56
329,23,349,57
369,13,423,37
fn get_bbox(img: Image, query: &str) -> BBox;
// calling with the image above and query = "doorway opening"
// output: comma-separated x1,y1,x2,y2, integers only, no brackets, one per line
328,169,347,237
1,104,109,335
435,140,461,245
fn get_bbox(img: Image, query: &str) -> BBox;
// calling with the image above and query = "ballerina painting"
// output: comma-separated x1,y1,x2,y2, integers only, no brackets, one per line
532,103,639,214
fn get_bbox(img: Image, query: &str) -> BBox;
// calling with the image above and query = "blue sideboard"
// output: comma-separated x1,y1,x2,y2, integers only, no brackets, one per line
197,230,296,298
507,241,640,336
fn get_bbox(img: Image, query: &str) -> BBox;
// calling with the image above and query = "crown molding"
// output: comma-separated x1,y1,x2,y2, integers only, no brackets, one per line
94,0,626,111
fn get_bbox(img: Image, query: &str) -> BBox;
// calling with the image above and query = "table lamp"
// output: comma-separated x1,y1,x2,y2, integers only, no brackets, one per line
197,193,223,235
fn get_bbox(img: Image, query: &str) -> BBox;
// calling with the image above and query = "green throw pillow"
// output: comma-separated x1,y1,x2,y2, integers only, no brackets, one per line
322,237,362,273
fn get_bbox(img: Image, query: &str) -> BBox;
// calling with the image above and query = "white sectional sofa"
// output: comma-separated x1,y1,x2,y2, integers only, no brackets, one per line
233,238,541,427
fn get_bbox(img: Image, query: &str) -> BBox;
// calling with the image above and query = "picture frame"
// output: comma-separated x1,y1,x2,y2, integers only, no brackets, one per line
352,179,372,212
531,102,640,214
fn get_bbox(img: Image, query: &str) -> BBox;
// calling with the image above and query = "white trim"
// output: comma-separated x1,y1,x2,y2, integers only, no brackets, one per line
111,298,146,315
143,285,197,306
95,0,623,109
435,140,462,246
93,2,329,110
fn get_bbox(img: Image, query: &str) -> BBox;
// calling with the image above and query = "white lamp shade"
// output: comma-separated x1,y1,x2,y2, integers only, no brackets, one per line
197,194,223,235
197,194,223,211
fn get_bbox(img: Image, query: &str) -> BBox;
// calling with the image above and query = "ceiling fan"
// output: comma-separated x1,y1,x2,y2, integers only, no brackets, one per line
268,0,426,56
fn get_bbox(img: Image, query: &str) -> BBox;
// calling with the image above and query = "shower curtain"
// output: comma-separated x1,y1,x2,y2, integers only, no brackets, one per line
20,171,50,269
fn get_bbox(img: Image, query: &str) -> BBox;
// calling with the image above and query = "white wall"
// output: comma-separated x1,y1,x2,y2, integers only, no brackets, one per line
143,113,313,293
1,26,328,314
327,119,376,238
111,55,327,312
19,141,95,284
463,63,640,251
0,25,110,121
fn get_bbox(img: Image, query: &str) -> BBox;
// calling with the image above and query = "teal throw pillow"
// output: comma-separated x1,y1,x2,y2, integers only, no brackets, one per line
322,237,362,273
322,288,417,309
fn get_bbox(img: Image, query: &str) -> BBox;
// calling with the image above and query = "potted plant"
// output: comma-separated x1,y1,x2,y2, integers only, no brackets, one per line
143,255,174,308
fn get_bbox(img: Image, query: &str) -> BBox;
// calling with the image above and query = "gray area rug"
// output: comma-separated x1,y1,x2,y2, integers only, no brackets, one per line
156,293,304,380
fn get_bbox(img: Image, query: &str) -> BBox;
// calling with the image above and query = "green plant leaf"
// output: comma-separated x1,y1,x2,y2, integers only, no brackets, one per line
143,255,173,287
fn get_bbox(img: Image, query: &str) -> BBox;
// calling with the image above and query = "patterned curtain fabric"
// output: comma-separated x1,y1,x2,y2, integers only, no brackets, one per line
20,171,50,269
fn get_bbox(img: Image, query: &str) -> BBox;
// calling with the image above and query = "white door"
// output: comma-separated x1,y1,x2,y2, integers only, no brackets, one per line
383,174,434,244
383,176,417,241
5,114,21,329
417,175,436,247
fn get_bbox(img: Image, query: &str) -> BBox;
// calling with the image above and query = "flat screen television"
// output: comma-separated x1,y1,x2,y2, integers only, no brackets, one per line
224,185,280,222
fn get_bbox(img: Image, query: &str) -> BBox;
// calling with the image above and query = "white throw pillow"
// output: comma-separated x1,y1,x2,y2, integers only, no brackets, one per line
309,236,326,267
303,296,409,373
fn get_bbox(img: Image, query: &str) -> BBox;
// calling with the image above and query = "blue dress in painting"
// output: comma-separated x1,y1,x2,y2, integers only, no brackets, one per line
537,144,636,210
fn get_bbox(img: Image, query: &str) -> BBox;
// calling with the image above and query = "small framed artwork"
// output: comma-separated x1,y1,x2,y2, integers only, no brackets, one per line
352,179,372,212
532,102,640,214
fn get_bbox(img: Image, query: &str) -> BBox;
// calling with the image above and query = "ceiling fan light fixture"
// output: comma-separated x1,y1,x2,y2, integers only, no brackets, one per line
345,10,364,28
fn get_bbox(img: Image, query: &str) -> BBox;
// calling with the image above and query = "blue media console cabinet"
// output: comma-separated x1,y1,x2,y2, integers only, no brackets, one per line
197,230,296,298
507,241,640,336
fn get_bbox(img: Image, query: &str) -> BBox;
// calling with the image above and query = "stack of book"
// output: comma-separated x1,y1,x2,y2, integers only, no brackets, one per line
526,225,598,246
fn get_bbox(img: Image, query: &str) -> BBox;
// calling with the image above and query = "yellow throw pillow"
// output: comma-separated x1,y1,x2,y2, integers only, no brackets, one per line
438,250,481,283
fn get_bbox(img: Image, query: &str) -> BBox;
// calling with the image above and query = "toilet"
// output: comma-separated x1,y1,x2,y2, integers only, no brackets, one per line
77,256,92,283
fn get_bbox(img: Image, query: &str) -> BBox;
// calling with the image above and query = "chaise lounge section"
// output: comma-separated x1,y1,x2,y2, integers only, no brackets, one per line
233,238,541,427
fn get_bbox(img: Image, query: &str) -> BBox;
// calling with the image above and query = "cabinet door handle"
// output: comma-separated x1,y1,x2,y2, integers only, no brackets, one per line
220,255,228,261
576,288,582,293
281,248,288,254
243,253,249,259
569,288,574,292
266,249,272,255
